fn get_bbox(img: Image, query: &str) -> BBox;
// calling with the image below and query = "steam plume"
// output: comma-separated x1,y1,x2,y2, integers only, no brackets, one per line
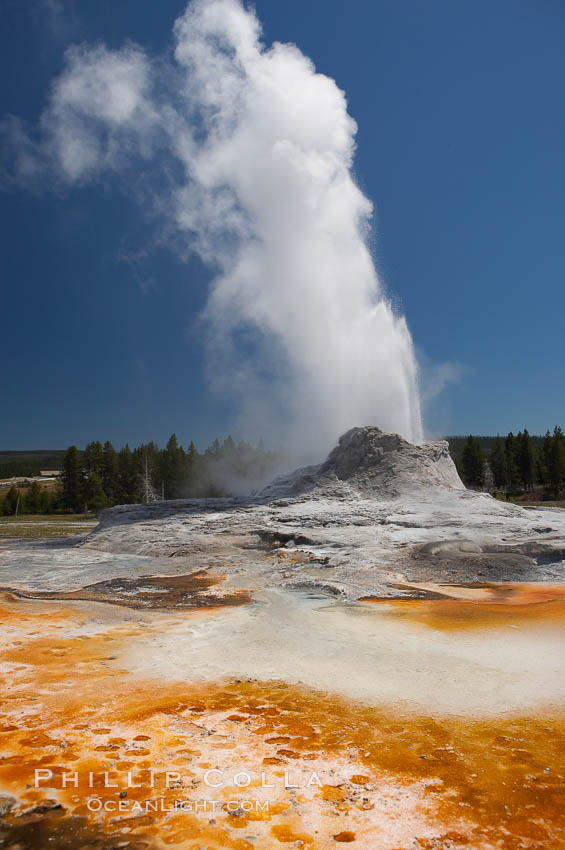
2,0,424,458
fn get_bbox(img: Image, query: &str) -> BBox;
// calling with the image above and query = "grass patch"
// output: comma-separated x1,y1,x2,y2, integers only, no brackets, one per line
520,501,565,509
0,514,90,522
0,514,97,539
493,495,565,509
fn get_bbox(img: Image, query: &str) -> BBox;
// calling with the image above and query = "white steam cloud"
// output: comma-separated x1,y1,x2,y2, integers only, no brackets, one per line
2,0,424,458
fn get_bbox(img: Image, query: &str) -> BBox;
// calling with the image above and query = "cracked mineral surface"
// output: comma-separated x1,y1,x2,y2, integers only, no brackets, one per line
1,427,565,848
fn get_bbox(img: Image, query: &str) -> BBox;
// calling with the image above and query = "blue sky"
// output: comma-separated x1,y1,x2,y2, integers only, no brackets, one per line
1,0,564,450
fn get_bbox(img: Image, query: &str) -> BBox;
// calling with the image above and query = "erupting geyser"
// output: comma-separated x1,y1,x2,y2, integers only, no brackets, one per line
172,0,425,454
3,0,423,457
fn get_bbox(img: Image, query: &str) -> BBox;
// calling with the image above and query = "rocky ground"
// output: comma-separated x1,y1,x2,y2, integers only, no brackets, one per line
4,426,562,604
76,426,565,598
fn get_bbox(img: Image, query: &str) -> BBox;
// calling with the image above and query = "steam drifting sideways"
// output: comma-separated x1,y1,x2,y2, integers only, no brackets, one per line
3,0,424,456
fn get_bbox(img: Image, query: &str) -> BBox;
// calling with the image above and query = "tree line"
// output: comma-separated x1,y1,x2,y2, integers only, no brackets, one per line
456,427,565,499
0,434,284,516
3,427,565,516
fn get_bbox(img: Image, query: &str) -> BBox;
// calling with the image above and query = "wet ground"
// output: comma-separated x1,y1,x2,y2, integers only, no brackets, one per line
116,584,565,715
0,570,251,610
1,582,564,849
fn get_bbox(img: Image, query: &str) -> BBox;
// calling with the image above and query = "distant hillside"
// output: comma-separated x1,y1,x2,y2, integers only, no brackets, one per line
0,450,70,479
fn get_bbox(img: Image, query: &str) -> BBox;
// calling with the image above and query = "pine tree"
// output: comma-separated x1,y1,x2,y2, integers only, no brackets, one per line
541,431,553,486
547,426,565,499
163,433,188,499
462,435,484,488
516,429,534,491
40,487,56,514
489,436,506,491
205,438,221,458
222,435,237,459
184,441,199,495
61,446,85,513
117,445,140,504
84,472,109,514
187,441,198,472
84,441,104,476
534,445,546,489
2,485,20,516
482,459,494,492
504,432,520,494
25,481,42,514
102,441,118,502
